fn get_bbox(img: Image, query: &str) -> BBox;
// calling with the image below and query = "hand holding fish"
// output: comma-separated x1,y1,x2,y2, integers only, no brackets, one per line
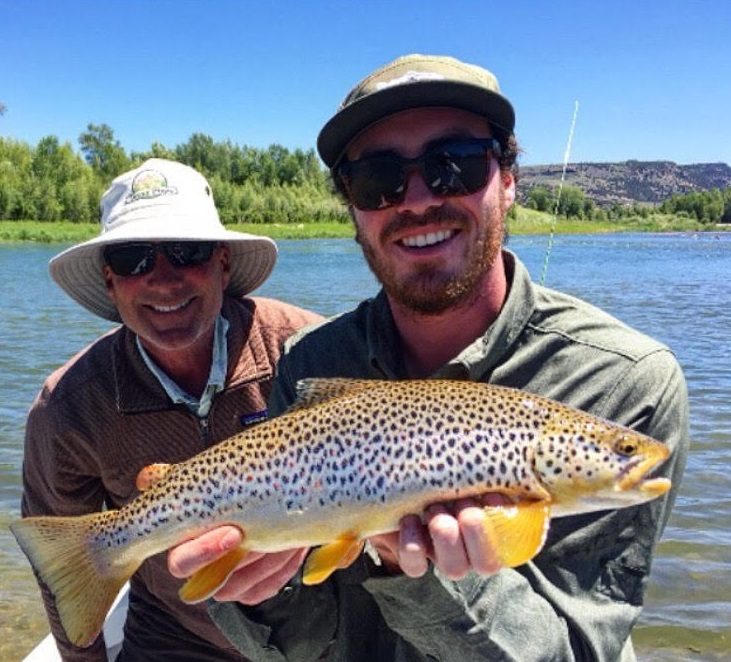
169,492,513,604
168,527,309,605
370,494,511,579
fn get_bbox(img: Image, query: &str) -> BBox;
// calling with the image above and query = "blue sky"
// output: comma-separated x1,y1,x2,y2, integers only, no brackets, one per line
1,0,729,167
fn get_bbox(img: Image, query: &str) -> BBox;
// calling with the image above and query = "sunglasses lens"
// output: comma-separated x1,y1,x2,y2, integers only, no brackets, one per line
341,157,406,211
163,242,215,267
425,143,491,196
104,244,155,276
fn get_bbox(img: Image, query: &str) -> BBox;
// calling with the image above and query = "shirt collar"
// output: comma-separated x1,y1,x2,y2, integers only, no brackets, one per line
136,314,229,417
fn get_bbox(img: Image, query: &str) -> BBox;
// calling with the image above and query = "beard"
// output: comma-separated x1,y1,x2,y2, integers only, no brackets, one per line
356,198,506,315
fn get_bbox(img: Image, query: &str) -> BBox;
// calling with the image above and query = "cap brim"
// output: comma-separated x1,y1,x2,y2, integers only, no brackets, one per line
317,80,515,167
49,223,277,322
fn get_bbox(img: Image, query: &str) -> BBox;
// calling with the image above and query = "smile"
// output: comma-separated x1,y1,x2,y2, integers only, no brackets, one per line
149,298,193,313
400,230,454,248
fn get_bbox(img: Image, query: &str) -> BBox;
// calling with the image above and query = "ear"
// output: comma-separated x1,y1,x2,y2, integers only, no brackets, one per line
501,171,516,214
102,265,117,302
219,245,232,289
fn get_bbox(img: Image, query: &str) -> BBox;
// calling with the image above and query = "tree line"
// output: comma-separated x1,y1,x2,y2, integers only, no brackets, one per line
659,188,731,224
0,124,349,225
524,183,731,225
2,121,730,226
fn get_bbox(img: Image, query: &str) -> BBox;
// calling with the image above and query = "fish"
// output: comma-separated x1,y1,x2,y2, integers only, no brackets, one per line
11,377,672,648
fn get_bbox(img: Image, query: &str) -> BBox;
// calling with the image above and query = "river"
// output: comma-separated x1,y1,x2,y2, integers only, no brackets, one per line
1,233,729,660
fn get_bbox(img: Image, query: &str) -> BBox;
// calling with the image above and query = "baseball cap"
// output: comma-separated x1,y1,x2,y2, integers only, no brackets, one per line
317,54,515,167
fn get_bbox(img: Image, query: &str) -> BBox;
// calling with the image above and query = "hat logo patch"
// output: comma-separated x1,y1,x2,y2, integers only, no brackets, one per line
375,70,445,91
127,169,178,204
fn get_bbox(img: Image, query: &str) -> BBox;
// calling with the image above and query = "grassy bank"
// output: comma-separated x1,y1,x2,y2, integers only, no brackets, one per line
0,208,722,243
506,207,714,234
0,220,356,243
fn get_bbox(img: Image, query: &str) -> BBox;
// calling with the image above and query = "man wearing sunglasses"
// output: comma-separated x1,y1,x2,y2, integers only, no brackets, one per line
170,55,688,661
19,158,321,661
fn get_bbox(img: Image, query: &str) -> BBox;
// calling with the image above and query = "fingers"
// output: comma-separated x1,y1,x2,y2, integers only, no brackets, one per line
172,496,507,601
426,504,468,579
425,496,508,580
168,526,243,579
213,547,309,605
369,497,508,580
168,526,308,606
398,514,430,577
453,501,502,575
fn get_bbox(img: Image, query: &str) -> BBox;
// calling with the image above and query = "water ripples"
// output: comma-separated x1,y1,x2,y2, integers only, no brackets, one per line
1,234,729,660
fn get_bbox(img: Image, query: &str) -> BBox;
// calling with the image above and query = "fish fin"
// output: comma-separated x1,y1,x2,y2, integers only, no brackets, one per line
135,463,174,491
10,514,139,648
287,378,379,413
482,501,551,568
302,535,364,585
178,544,249,604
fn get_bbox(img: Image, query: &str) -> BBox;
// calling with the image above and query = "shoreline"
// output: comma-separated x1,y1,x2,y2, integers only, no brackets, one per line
0,214,726,244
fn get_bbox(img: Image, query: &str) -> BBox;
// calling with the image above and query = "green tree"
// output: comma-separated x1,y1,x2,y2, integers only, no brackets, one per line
78,123,129,178
526,186,552,212
660,188,727,224
722,188,731,224
0,137,33,219
175,133,218,176
33,136,85,184
131,141,176,163
558,186,586,218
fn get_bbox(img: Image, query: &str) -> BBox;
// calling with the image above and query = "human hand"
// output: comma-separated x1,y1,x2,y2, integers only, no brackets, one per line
168,526,309,605
369,494,510,580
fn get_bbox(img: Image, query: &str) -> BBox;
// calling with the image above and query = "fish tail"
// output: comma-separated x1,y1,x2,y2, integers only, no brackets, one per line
10,514,140,648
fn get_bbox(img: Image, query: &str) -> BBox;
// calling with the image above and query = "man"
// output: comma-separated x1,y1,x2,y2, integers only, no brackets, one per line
170,55,689,660
20,158,321,661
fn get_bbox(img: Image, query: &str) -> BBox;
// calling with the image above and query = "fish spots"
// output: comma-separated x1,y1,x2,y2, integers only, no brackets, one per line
86,379,669,564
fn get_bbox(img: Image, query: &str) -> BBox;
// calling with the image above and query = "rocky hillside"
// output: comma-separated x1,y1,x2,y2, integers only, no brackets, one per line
517,161,731,208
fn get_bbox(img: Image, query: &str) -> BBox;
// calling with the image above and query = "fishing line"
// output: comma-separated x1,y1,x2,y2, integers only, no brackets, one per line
539,100,579,286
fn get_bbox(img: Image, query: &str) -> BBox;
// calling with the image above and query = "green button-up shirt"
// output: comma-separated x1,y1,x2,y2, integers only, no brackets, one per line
209,251,688,662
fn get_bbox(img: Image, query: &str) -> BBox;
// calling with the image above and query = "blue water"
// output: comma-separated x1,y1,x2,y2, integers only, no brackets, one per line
1,233,729,660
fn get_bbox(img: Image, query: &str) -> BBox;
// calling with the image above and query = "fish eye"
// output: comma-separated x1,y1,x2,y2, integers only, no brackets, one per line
614,435,638,456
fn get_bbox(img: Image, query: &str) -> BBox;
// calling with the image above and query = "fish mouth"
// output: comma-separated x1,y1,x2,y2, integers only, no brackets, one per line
616,452,670,495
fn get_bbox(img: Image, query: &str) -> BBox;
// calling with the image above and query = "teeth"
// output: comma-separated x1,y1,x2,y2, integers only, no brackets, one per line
402,230,453,248
151,299,192,313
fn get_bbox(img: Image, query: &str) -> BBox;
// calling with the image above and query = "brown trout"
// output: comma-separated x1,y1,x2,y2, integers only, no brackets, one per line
11,378,671,647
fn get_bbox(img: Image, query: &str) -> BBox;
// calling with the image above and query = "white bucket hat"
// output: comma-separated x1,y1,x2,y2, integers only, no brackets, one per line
50,158,277,322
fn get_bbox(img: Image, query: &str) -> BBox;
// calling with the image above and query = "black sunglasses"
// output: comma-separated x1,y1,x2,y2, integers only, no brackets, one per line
103,242,217,277
335,137,502,211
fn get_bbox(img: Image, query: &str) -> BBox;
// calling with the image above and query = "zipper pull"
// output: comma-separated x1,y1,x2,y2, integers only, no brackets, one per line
198,416,210,444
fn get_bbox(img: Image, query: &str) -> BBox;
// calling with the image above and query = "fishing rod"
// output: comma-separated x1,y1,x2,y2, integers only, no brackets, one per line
539,100,580,286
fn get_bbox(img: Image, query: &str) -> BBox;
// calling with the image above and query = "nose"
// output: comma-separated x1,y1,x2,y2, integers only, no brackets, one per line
147,250,181,282
397,168,442,213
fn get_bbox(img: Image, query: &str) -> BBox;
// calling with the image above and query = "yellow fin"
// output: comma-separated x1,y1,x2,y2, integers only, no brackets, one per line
10,514,139,648
135,463,173,491
287,378,378,413
482,501,551,568
179,545,249,603
302,535,364,585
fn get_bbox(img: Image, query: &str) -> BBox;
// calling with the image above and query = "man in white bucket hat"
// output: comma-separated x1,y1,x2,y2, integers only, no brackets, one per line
19,158,321,660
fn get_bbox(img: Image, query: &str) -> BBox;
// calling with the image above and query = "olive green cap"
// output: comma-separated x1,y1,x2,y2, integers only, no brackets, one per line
317,54,515,167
